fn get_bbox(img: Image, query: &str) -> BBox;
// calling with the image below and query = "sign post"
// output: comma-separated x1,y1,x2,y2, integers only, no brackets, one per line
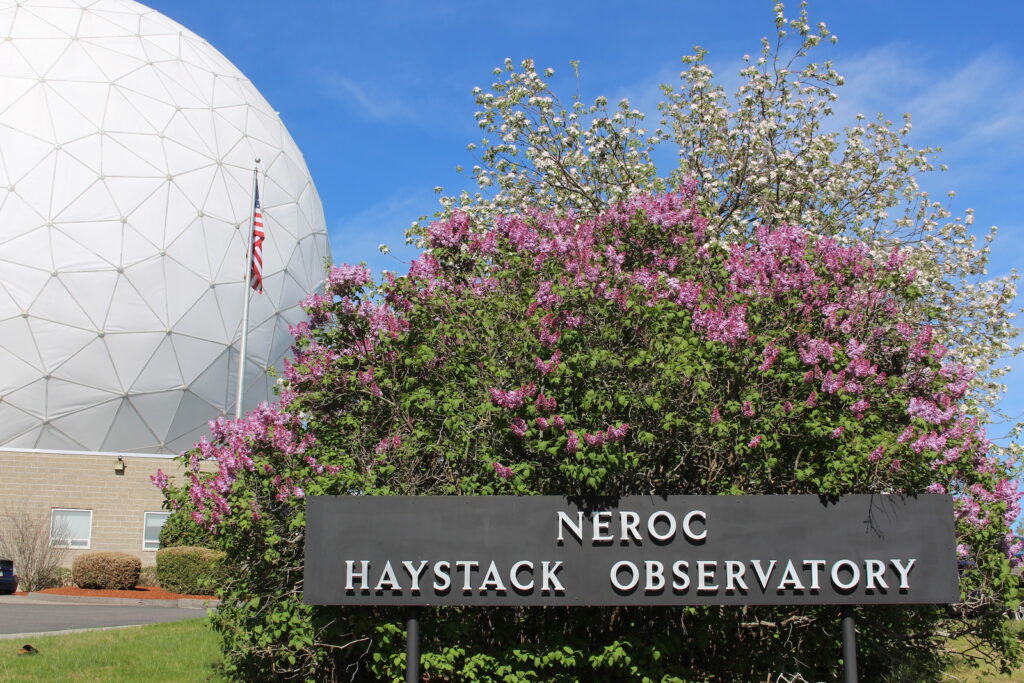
405,606,420,683
305,495,957,681
841,605,858,682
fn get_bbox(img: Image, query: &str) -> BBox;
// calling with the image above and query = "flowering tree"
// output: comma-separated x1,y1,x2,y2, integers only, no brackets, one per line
161,180,1020,680
445,2,1019,437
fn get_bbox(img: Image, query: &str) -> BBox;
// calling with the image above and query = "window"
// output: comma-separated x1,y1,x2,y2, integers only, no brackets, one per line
51,509,92,548
143,512,170,551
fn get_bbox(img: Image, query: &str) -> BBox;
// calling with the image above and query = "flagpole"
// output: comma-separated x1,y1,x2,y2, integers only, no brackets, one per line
235,159,260,420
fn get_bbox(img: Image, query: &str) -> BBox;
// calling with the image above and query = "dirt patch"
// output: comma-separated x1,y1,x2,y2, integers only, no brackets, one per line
38,585,214,600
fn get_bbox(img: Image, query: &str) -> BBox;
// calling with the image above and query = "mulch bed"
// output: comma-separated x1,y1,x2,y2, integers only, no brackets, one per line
38,586,215,600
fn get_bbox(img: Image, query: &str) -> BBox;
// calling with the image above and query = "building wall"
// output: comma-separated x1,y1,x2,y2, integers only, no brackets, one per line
0,448,213,567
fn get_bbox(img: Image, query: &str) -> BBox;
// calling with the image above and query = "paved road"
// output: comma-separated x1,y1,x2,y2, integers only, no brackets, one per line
0,596,206,638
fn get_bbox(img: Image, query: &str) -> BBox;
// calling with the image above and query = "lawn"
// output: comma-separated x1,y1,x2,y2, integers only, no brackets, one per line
0,619,222,682
0,617,1021,682
943,620,1024,683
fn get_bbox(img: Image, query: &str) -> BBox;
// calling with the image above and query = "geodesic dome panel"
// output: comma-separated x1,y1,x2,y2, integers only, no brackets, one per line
0,0,329,453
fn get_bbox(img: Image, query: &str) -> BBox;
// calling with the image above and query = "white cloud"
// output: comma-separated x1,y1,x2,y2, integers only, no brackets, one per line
831,46,1024,173
330,189,435,277
318,71,419,125
315,67,481,136
830,44,929,119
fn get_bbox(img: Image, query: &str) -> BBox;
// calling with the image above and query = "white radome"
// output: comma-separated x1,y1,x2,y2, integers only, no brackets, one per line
0,0,329,453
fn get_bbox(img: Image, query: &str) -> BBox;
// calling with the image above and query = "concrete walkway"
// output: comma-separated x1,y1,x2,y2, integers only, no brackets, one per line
0,595,209,639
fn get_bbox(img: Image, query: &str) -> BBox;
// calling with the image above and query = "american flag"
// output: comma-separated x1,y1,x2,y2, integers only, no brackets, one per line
249,185,264,293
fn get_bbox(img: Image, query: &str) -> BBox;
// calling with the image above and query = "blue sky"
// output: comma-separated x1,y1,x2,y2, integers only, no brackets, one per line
147,0,1024,438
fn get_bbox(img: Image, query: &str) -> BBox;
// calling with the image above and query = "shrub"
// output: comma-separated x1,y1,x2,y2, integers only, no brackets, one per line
156,546,225,595
158,507,217,549
72,552,141,590
40,566,73,589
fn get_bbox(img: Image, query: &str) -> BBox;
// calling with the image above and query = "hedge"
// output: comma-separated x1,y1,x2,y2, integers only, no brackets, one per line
156,546,226,595
72,552,141,590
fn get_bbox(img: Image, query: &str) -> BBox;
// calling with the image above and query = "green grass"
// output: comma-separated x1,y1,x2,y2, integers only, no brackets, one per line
0,619,222,682
942,620,1024,682
944,654,1024,682
0,616,1021,682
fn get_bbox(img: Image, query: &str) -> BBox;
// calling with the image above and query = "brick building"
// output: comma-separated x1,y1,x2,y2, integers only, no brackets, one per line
0,448,211,566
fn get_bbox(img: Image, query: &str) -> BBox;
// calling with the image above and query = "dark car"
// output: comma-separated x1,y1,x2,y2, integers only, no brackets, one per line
0,559,17,594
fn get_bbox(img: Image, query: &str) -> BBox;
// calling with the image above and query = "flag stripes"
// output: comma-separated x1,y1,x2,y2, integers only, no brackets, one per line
250,185,264,293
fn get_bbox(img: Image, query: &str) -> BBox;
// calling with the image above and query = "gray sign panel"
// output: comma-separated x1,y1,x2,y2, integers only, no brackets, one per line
304,495,958,606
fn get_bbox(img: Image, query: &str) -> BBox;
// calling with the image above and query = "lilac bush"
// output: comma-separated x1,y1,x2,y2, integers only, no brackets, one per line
160,181,1020,681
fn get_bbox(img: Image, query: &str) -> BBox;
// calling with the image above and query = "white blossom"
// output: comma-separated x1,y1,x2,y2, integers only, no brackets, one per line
417,1,1019,459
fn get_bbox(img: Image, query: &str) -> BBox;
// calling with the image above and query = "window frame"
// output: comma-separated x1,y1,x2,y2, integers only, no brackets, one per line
50,508,93,549
142,511,170,551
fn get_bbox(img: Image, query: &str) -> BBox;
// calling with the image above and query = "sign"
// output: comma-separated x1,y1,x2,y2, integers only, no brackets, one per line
304,495,958,606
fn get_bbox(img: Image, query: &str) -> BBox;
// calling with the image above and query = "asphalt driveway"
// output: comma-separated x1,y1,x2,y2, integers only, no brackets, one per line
0,595,206,638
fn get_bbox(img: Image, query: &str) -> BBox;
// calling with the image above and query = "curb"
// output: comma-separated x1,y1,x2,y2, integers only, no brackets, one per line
0,624,159,640
26,592,219,609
